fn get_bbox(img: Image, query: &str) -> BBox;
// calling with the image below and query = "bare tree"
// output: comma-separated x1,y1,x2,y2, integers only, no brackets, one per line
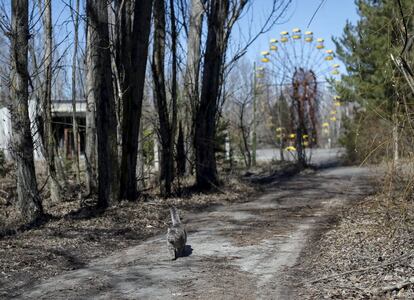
71,0,81,191
85,7,98,197
115,0,153,201
183,0,204,175
40,0,63,202
226,60,254,168
86,0,119,207
194,0,239,190
152,0,178,197
193,0,292,189
9,0,43,222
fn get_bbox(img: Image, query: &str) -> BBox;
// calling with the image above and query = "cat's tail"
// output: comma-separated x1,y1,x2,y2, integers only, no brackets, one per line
170,206,181,226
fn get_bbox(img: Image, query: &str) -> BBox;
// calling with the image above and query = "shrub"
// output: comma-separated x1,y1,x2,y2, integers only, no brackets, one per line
339,113,392,164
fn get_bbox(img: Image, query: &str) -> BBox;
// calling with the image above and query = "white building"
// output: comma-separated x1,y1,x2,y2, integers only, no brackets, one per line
0,100,86,160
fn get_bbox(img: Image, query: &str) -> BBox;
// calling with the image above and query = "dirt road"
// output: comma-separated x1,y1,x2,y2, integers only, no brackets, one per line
16,165,374,300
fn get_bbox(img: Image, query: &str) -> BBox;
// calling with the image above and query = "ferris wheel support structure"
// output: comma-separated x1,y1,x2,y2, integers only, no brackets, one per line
258,29,342,165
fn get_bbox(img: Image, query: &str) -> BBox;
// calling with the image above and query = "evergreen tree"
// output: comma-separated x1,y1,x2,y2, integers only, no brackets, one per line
333,0,413,111
333,0,414,162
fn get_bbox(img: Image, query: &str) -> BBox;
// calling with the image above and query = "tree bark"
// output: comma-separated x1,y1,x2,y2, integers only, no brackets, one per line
71,0,81,191
136,121,145,190
10,0,43,222
152,0,175,197
183,0,204,176
119,0,153,200
194,0,229,190
239,102,251,168
86,0,119,208
176,122,186,177
85,10,97,196
39,0,62,202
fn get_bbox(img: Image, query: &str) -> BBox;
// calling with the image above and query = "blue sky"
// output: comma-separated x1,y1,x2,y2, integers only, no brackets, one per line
239,0,359,62
1,0,360,90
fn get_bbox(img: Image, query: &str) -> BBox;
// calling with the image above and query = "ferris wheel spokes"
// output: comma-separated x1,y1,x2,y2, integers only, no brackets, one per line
257,28,342,154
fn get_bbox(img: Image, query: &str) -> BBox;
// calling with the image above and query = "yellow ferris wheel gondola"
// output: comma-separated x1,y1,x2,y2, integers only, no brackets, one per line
261,57,270,63
325,55,334,61
305,31,313,42
280,31,289,43
292,28,301,39
261,51,270,56
270,45,278,51
316,37,325,49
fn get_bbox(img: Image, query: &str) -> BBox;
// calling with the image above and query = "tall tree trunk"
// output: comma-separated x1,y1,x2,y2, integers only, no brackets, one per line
194,0,229,190
86,0,119,208
183,0,204,176
119,0,153,200
29,41,67,189
85,16,97,196
278,95,285,161
176,122,186,177
152,0,175,197
170,0,178,147
71,0,81,192
10,0,43,222
136,121,145,190
251,62,257,167
239,104,251,168
41,0,62,202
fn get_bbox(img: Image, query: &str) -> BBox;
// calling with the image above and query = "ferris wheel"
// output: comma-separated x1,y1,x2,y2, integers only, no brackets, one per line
257,28,342,163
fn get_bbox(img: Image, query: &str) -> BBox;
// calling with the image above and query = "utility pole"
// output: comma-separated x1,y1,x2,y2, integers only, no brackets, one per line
252,62,257,167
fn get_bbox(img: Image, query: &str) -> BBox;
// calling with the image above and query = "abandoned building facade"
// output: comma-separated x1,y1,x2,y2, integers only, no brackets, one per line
0,99,86,160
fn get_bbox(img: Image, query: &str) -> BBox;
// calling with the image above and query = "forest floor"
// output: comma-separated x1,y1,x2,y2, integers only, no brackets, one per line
1,154,413,299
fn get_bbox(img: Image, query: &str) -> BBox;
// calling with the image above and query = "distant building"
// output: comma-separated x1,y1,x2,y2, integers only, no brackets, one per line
0,99,86,160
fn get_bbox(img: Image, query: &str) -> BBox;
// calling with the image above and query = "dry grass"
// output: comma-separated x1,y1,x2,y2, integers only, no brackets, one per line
0,160,298,298
294,163,414,299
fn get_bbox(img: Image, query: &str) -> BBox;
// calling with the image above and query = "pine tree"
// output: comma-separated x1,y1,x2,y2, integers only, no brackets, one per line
333,0,411,111
333,0,414,162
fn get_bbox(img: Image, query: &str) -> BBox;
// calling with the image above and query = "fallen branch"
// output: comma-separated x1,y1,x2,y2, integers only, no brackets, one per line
372,277,414,295
306,254,414,284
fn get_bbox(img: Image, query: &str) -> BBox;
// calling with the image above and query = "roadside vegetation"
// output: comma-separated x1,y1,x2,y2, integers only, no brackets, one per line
292,0,414,297
1,0,414,298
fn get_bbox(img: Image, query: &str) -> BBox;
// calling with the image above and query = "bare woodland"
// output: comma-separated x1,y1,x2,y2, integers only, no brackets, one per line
1,0,414,298
0,0,291,223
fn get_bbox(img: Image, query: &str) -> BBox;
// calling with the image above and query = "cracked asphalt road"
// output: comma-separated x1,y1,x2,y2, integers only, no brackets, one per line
16,162,374,300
